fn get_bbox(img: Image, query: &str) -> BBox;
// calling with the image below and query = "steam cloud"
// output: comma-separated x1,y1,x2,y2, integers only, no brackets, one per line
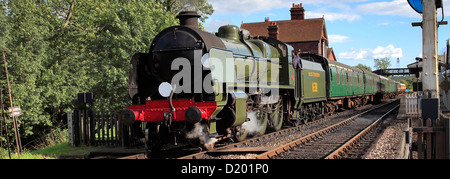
180,0,197,12
242,111,264,136
185,123,218,147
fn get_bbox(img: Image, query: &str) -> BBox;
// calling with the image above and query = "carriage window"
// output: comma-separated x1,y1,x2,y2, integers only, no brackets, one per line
346,71,349,85
345,71,348,85
349,72,352,85
348,72,351,85
351,72,354,85
344,70,347,85
360,75,363,87
358,74,360,86
359,75,361,86
330,68,333,80
356,75,361,86
336,67,340,84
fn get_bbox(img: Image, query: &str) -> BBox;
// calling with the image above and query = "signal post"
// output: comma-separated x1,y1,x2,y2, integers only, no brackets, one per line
410,0,449,159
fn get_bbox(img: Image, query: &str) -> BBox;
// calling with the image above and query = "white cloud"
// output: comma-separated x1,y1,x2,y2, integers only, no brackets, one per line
209,0,450,19
328,34,351,44
378,22,391,26
209,0,288,14
377,21,407,26
307,11,361,22
208,0,365,23
339,49,371,60
338,45,403,60
372,45,403,59
205,18,231,32
209,0,369,15
356,0,421,18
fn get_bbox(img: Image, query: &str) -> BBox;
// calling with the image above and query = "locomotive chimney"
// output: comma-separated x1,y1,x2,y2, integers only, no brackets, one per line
290,3,305,20
177,11,201,29
267,22,279,40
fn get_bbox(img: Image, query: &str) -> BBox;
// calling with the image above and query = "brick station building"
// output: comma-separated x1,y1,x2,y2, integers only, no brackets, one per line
241,3,336,61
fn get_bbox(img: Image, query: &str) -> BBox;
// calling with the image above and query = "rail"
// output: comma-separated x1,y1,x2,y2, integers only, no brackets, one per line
178,107,350,159
325,104,400,159
255,117,355,159
256,100,400,159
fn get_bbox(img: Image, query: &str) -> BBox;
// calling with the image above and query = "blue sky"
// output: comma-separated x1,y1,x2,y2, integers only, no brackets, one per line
203,0,450,70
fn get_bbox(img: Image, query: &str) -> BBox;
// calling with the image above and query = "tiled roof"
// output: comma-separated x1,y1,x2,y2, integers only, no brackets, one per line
240,18,326,43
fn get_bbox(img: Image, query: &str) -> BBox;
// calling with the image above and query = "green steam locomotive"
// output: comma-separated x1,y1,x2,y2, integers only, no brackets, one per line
120,11,400,151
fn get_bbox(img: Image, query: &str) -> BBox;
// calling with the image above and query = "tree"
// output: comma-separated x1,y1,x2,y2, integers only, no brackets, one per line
5,0,49,139
0,4,8,53
156,0,214,22
78,0,178,110
374,57,392,70
355,64,372,72
0,0,180,147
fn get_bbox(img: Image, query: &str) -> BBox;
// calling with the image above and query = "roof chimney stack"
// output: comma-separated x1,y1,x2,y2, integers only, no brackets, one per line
267,22,279,40
290,3,305,20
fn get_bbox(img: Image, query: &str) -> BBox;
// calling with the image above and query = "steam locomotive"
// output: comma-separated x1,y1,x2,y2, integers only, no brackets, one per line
119,11,401,151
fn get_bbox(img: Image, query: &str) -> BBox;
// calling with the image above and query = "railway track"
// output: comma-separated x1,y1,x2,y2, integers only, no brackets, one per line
90,99,399,159
178,99,400,159
264,100,400,159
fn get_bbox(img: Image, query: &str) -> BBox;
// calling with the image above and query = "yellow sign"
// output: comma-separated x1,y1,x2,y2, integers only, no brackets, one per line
308,72,320,77
312,82,318,92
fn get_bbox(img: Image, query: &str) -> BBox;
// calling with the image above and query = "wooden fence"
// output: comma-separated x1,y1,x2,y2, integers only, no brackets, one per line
396,92,449,158
405,92,421,117
413,117,449,159
68,110,144,147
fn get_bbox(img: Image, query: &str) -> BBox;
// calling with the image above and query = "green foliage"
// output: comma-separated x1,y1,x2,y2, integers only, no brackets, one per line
75,0,178,110
355,64,372,72
29,142,97,158
391,76,418,89
374,57,392,70
0,0,211,149
0,4,8,52
156,0,214,22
